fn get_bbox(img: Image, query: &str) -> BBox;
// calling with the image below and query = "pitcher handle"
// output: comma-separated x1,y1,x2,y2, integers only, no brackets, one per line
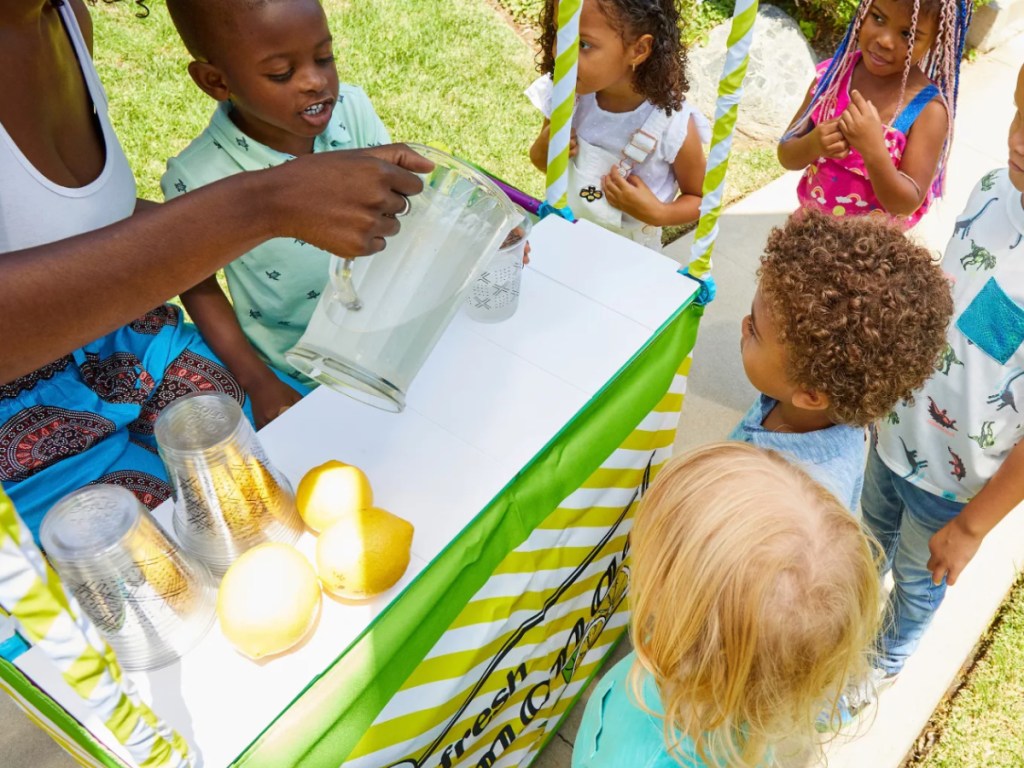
328,255,363,313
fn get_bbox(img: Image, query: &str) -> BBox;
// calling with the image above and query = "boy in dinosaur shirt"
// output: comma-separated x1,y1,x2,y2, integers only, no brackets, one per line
864,62,1024,688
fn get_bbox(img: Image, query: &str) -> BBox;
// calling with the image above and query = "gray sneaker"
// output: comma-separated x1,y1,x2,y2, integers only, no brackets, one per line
817,668,898,732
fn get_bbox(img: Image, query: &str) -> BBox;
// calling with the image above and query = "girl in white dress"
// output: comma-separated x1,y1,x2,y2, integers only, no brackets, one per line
528,0,709,249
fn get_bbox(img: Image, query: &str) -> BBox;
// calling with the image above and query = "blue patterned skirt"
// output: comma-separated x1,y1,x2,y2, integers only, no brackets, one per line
0,305,306,541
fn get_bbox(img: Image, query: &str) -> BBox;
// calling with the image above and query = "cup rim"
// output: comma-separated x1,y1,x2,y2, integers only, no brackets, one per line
41,484,144,563
155,391,248,458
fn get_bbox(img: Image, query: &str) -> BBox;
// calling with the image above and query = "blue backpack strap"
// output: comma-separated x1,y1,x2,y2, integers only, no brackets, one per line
892,84,940,134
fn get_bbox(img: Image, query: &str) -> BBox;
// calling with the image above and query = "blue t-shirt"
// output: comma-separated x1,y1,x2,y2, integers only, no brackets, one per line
573,652,706,768
729,395,866,511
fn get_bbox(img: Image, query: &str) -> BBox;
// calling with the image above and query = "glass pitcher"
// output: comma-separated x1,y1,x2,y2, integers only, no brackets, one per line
286,144,523,412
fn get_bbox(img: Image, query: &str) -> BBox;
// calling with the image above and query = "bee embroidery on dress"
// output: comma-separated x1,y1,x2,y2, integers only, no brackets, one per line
579,185,603,202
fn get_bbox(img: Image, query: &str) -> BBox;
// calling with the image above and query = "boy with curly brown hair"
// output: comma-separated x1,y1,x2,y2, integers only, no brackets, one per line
730,210,953,511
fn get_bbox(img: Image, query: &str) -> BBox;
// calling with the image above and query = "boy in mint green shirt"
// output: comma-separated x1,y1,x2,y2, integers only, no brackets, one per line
162,0,390,426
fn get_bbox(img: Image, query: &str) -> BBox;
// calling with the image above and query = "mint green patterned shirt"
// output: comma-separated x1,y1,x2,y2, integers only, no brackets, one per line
161,85,390,379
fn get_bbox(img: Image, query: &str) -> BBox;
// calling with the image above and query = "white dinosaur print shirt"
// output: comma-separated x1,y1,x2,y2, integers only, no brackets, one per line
877,168,1024,502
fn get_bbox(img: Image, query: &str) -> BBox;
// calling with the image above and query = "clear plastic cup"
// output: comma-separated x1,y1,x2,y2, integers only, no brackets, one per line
464,217,531,323
154,392,304,577
40,485,216,671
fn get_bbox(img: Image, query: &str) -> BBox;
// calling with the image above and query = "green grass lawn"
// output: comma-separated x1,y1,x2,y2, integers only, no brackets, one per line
909,571,1024,767
91,0,542,201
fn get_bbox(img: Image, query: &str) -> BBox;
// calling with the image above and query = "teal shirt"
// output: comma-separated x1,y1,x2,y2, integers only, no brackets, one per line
161,85,390,379
573,652,706,768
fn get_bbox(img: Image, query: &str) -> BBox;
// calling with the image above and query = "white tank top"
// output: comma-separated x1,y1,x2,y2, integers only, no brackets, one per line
0,2,136,254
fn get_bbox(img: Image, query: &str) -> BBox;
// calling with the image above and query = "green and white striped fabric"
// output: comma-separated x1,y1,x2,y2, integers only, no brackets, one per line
339,364,689,767
0,490,194,768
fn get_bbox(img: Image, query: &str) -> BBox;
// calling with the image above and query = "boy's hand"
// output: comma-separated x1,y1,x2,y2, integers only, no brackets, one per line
815,120,850,159
248,374,303,429
927,515,984,587
602,166,660,223
838,90,886,159
569,130,579,158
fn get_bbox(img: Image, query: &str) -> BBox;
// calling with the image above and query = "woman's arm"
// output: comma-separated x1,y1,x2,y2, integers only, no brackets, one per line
180,278,301,428
0,144,433,383
840,91,947,217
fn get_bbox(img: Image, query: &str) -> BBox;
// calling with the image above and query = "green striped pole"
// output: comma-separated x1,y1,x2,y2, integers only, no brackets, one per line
543,0,582,209
687,0,760,280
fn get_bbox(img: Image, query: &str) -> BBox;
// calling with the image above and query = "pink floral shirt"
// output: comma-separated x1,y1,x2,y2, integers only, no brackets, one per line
796,54,940,230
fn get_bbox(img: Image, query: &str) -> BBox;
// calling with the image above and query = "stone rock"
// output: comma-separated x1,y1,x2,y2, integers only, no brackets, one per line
686,5,819,145
967,0,1024,54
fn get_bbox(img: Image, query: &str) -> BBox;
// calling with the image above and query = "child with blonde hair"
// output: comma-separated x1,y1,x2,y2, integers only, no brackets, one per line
573,442,881,767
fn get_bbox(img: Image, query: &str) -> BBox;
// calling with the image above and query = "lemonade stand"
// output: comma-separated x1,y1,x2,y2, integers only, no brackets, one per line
0,0,760,764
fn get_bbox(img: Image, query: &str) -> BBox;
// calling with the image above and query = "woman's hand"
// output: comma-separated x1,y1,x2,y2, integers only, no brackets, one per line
268,144,435,259
248,373,303,429
838,90,886,161
602,166,662,223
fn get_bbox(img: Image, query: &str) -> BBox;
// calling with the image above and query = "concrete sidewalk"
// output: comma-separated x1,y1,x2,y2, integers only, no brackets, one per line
535,32,1024,768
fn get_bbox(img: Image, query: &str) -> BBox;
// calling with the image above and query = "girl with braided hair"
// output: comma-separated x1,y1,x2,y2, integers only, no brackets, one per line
527,0,708,249
780,0,971,229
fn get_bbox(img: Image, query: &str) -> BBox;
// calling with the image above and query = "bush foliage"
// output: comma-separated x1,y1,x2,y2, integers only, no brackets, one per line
498,0,993,54
778,0,992,51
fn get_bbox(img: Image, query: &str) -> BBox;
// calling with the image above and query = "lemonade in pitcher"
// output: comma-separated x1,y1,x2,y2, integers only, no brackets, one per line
286,144,523,411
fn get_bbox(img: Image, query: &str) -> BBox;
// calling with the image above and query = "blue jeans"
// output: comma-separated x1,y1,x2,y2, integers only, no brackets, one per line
861,440,966,675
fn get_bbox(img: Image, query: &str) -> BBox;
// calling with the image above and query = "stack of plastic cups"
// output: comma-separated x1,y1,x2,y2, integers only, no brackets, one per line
464,216,532,323
154,392,304,578
40,485,216,671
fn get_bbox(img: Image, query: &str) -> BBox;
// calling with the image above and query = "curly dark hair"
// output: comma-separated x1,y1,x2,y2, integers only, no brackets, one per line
759,211,953,427
536,0,689,113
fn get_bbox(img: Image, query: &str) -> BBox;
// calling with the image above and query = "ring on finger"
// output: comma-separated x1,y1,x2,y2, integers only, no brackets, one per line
396,194,412,217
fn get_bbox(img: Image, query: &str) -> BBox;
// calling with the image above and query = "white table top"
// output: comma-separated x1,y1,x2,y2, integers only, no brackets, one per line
20,218,699,767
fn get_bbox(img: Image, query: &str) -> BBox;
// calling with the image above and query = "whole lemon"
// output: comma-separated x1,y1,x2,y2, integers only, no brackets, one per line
296,460,373,533
217,543,321,660
316,507,414,600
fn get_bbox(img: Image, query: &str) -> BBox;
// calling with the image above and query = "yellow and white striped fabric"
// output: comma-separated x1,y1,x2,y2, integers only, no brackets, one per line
342,361,689,768
0,490,194,768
